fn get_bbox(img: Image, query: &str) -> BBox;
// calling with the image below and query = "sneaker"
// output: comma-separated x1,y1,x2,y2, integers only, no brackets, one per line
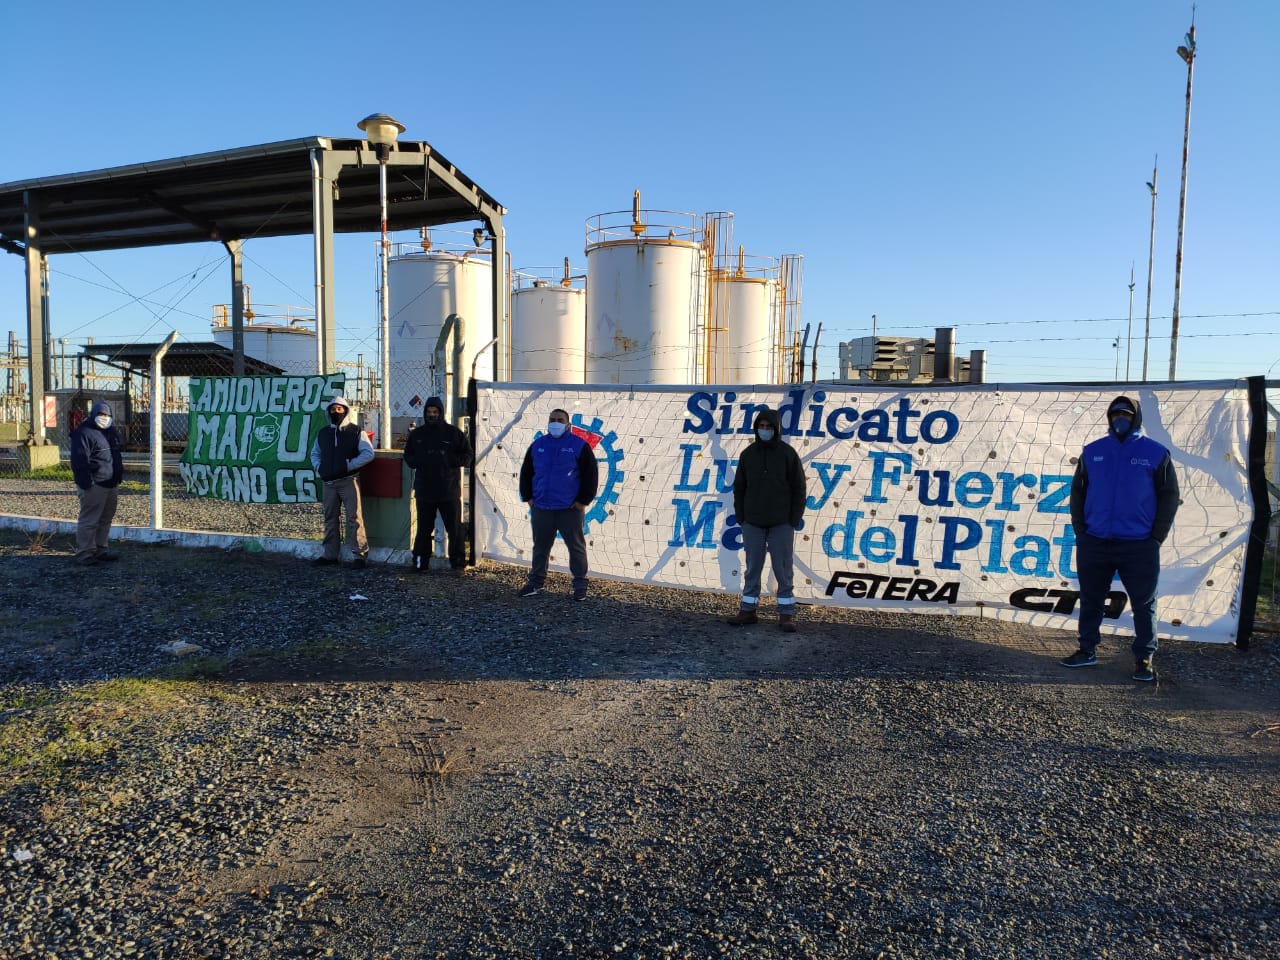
1132,659,1156,682
346,557,368,570
311,556,339,567
1060,649,1097,668
517,583,541,598
725,609,759,626
573,585,588,601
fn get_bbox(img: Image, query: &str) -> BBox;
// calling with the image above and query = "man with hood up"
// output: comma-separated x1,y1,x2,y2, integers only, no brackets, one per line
726,406,808,632
309,396,375,569
402,396,472,574
1062,395,1180,682
69,399,124,566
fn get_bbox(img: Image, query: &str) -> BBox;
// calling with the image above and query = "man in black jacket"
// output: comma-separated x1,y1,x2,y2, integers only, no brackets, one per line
726,407,808,632
69,399,124,566
402,396,472,573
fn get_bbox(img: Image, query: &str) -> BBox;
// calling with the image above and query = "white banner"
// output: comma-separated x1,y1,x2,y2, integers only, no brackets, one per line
475,381,1262,643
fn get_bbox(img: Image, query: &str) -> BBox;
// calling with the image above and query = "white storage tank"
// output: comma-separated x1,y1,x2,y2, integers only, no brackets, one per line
387,243,493,428
510,266,586,383
584,193,703,384
211,307,317,374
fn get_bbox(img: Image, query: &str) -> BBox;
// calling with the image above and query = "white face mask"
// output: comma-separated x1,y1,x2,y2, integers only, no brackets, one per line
94,415,112,429
547,422,568,438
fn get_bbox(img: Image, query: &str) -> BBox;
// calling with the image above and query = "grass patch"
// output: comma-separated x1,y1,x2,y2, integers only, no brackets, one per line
0,677,239,790
20,465,74,482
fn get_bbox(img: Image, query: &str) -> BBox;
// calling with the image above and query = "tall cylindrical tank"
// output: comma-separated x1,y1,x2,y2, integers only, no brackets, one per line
584,200,702,384
510,278,586,383
210,319,317,374
709,267,778,384
387,246,493,428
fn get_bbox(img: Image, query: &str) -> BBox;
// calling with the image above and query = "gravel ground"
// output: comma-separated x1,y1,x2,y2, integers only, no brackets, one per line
1,495,1278,959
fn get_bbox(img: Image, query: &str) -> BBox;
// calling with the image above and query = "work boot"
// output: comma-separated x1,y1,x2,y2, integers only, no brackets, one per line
725,609,758,626
778,614,798,634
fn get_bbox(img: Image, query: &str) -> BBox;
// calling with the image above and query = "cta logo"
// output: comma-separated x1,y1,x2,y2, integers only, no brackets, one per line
1009,588,1128,618
825,571,959,604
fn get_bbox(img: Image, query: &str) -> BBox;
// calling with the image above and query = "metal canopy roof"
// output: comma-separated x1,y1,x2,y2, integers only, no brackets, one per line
82,342,285,378
0,137,505,255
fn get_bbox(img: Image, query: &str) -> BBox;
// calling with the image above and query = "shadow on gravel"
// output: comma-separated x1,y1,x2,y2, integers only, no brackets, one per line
3,528,1272,709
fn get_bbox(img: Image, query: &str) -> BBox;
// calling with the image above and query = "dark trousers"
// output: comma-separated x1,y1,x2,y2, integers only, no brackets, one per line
1076,535,1161,660
414,495,465,568
528,505,588,589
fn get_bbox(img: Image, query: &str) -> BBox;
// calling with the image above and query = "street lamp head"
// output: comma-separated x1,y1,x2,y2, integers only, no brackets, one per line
358,113,406,147
1176,45,1193,64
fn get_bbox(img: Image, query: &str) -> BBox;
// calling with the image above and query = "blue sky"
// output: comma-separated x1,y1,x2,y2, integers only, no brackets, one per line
2,0,1276,385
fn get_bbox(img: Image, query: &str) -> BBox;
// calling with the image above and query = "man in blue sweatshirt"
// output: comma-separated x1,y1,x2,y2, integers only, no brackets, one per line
69,399,124,566
1061,395,1180,681
517,408,599,601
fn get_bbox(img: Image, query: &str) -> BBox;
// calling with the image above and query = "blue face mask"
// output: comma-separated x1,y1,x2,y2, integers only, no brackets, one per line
547,422,567,438
757,428,775,442
1111,417,1132,436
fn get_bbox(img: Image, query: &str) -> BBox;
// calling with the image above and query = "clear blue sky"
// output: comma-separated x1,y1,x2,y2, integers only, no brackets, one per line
2,0,1276,385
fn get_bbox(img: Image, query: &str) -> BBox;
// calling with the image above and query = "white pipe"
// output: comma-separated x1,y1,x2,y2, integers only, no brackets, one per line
150,331,179,529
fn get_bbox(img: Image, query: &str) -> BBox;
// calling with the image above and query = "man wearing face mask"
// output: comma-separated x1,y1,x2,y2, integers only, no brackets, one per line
402,396,472,574
517,408,599,600
309,396,375,569
726,407,808,632
1061,395,1180,682
68,399,124,566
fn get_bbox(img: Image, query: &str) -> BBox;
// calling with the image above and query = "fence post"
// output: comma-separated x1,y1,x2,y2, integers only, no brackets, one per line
150,333,179,529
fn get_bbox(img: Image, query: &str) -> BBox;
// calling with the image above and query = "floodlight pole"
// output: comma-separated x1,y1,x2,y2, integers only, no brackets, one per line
358,112,405,448
1143,160,1157,382
1125,264,1135,381
1169,21,1196,381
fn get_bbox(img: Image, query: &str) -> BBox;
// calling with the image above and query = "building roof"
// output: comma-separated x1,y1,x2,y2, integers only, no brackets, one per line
81,342,285,378
0,137,504,255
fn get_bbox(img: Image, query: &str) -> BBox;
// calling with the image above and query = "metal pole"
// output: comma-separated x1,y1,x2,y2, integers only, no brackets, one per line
1125,264,1134,381
1143,160,1157,382
377,153,391,449
1169,22,1196,381
150,331,179,530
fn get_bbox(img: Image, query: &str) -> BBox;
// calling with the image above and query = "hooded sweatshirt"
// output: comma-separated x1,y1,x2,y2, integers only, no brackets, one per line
733,407,807,528
69,400,124,490
1069,394,1180,542
309,396,375,483
403,399,472,499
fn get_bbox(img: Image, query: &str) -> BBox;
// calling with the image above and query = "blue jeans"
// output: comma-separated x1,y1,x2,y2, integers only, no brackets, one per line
739,522,796,614
1076,534,1161,660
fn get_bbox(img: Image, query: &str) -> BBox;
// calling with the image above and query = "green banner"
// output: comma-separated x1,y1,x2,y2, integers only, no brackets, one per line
179,374,346,503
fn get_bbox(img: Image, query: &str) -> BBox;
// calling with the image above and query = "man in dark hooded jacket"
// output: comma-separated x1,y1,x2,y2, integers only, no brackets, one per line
402,396,472,573
69,399,124,566
1061,395,1180,681
726,407,808,632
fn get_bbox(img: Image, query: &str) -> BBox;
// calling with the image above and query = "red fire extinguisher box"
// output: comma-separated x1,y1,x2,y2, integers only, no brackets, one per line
360,452,404,498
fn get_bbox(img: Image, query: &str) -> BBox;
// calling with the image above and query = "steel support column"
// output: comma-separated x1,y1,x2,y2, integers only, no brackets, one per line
23,192,48,443
224,239,245,377
311,149,339,374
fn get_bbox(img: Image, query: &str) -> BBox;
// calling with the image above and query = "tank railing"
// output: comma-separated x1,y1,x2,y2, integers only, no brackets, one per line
389,239,493,261
586,208,703,246
211,304,315,329
710,252,780,282
511,266,587,291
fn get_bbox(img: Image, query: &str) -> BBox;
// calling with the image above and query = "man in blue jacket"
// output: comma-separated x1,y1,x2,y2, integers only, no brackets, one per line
69,399,124,566
1061,395,1180,681
517,408,599,600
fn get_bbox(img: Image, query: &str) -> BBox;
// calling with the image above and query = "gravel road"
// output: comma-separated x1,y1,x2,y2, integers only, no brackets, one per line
1,514,1277,960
